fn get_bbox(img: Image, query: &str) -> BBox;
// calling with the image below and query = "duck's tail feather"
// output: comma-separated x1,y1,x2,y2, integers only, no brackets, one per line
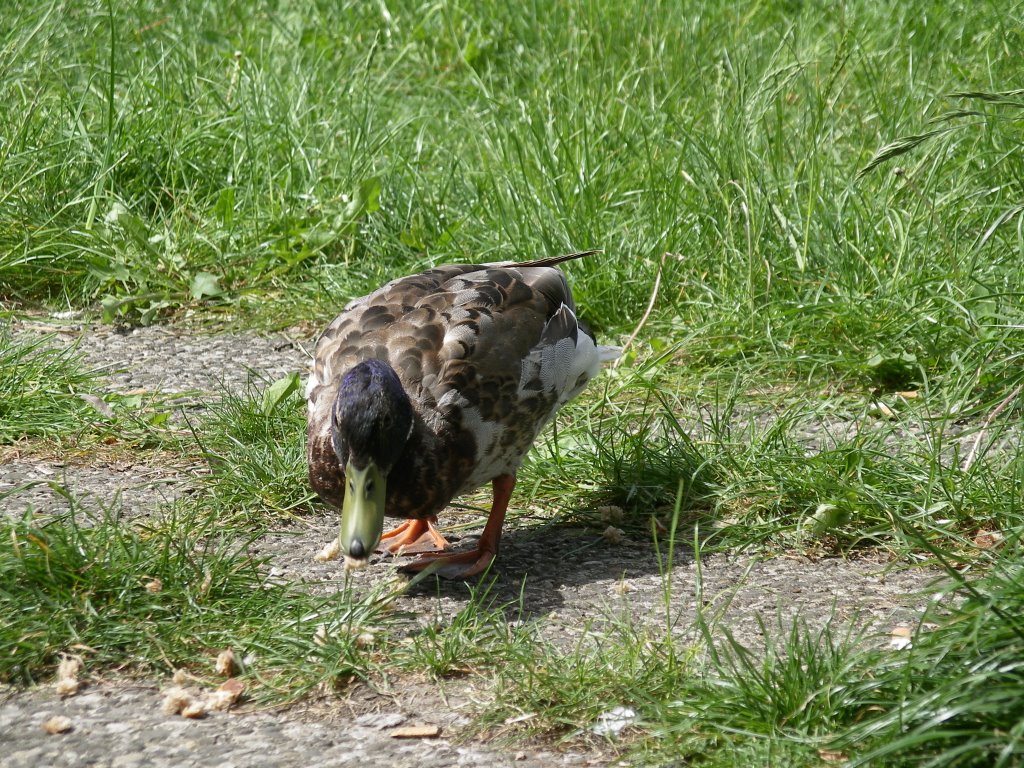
495,249,601,269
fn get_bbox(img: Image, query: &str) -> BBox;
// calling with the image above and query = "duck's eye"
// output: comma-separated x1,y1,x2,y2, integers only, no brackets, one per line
365,479,375,495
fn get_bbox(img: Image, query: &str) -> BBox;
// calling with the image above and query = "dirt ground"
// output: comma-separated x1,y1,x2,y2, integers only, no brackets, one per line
0,318,941,767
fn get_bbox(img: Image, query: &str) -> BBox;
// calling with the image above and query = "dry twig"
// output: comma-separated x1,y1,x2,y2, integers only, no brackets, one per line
962,382,1024,471
614,252,668,367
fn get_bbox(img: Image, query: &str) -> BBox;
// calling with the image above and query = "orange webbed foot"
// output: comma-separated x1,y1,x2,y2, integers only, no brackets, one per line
400,547,496,579
377,517,449,555
399,474,515,580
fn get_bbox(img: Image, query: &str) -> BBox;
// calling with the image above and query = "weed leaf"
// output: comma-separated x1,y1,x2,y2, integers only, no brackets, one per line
262,372,301,416
190,271,222,300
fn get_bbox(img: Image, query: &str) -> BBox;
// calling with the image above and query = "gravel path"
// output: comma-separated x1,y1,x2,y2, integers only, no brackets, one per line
0,682,596,768
1,318,944,766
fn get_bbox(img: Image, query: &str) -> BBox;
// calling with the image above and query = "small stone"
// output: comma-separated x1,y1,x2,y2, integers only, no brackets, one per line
354,712,406,730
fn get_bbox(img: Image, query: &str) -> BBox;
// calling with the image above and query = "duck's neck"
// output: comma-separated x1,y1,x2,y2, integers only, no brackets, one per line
376,411,475,519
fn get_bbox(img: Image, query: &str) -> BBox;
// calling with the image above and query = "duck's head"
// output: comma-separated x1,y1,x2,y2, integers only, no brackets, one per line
331,359,413,562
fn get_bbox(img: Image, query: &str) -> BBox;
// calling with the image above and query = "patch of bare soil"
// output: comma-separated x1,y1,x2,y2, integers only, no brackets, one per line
0,680,604,768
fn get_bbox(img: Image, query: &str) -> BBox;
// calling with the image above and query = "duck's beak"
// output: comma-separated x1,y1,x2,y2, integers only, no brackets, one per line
339,460,387,560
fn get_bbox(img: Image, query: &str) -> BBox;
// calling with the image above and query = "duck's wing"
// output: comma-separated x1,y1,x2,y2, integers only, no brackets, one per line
307,250,600,413
412,260,608,488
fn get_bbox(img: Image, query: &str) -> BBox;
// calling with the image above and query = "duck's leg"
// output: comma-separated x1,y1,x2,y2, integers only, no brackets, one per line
377,516,449,555
400,474,514,579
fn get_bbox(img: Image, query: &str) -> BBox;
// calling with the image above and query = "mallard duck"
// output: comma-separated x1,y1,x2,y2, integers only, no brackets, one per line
306,250,616,578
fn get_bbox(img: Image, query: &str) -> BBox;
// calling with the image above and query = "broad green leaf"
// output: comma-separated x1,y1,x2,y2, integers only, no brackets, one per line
100,295,121,323
262,372,301,416
190,271,222,300
344,176,382,220
214,187,236,229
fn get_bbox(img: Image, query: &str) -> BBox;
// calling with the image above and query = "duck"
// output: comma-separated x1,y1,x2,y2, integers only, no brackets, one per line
305,250,617,578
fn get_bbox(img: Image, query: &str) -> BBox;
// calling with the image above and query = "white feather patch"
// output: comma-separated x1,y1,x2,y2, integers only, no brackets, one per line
518,304,602,403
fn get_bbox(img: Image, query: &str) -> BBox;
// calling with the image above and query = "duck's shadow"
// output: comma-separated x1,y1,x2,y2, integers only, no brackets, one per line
395,517,695,622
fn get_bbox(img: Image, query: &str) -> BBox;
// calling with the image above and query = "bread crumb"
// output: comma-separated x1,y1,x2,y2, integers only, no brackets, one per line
213,678,244,708
869,401,896,420
215,648,235,677
355,631,375,648
55,678,80,697
315,538,341,561
161,686,194,716
206,690,233,712
182,700,207,719
602,526,626,545
314,624,330,647
206,679,244,712
206,679,244,711
43,716,73,734
55,655,82,697
57,656,82,681
610,579,634,596
343,555,368,571
889,626,913,650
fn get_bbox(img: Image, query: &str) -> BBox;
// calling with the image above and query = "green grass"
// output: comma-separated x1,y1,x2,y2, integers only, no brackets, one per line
0,332,101,443
0,329,186,453
476,527,1024,766
2,0,1024,764
0,497,400,691
841,548,1024,767
187,371,317,523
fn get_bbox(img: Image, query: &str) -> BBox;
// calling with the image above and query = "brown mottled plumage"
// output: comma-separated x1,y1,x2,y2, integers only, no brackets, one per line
306,250,616,577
